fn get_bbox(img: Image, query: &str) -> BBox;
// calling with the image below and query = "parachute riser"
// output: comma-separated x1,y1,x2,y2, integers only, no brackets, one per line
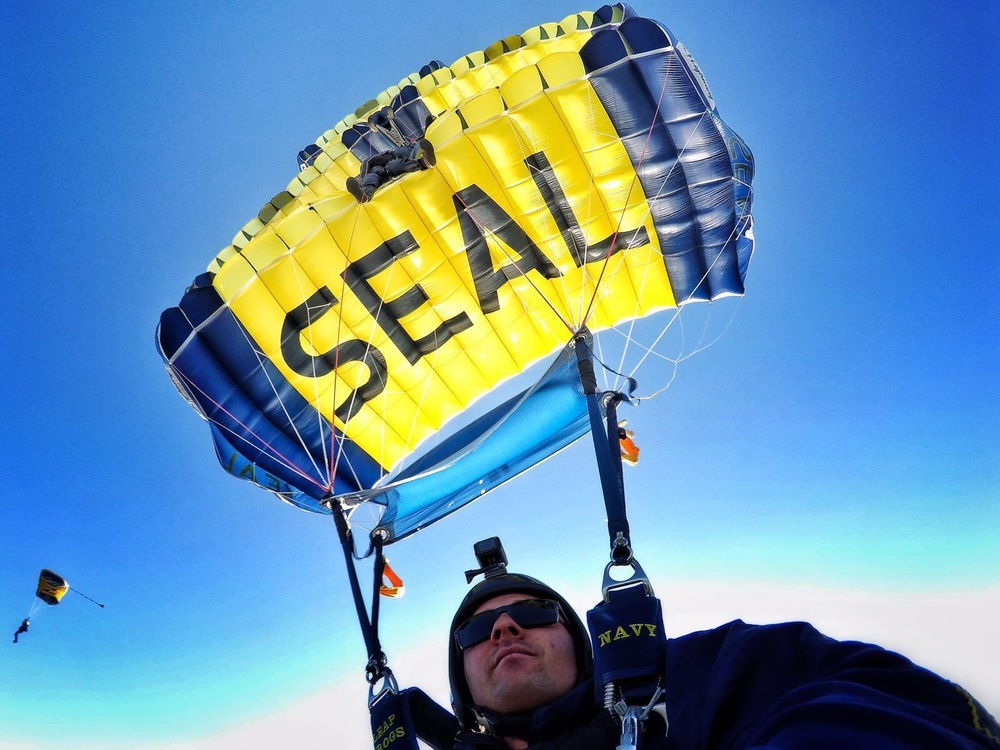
574,330,669,744
330,508,404,745
329,506,458,750
329,501,387,683
572,330,630,556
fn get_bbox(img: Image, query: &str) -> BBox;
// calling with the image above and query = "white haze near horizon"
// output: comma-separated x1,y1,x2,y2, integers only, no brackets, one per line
159,582,999,749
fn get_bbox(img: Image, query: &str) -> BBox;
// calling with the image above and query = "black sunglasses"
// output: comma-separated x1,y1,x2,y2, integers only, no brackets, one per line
455,598,563,651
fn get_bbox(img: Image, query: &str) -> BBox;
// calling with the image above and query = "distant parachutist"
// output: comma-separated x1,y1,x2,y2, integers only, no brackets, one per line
13,569,104,645
13,618,29,644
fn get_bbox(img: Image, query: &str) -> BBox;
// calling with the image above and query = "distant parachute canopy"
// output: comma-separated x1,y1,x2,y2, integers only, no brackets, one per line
36,569,69,606
156,3,755,551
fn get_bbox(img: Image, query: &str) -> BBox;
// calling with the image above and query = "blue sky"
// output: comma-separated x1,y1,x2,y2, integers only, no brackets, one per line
1,1,997,748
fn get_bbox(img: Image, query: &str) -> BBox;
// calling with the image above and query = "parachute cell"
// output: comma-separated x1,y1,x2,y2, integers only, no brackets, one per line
156,3,755,549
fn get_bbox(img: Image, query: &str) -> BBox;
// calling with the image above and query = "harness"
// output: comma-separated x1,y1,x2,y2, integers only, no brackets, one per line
575,331,669,749
333,327,669,749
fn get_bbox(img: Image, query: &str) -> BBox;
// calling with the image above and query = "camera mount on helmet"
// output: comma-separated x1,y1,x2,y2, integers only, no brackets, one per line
464,536,509,582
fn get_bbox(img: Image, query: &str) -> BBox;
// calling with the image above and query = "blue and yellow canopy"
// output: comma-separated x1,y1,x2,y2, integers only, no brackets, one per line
157,4,754,548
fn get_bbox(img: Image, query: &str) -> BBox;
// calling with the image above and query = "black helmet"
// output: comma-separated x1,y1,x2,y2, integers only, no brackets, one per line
448,538,593,731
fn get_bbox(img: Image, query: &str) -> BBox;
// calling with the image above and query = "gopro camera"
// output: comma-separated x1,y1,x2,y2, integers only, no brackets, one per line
465,536,508,582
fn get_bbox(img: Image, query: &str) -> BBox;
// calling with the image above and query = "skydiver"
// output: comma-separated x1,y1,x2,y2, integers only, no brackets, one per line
345,138,435,204
441,537,1000,749
13,618,29,644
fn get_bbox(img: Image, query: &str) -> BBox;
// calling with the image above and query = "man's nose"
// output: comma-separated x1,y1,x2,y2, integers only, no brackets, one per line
491,612,523,641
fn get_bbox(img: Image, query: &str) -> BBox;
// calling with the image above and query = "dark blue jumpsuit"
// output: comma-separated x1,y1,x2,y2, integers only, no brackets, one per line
451,620,999,749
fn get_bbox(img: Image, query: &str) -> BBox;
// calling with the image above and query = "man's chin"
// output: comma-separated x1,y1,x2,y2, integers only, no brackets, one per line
483,663,564,714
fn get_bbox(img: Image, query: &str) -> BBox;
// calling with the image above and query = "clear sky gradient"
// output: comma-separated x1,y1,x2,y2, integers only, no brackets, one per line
2,2,997,748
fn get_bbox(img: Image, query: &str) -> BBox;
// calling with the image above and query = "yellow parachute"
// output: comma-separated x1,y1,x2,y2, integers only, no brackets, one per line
35,569,69,606
157,3,754,548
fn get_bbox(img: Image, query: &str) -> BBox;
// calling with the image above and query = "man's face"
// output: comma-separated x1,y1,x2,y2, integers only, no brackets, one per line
461,593,578,715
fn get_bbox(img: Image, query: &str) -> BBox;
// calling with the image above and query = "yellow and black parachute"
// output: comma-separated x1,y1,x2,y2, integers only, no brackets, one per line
156,3,754,550
14,569,104,643
35,569,69,606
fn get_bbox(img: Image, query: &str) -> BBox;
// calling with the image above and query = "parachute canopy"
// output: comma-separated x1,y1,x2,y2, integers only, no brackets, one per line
156,3,754,549
36,569,69,606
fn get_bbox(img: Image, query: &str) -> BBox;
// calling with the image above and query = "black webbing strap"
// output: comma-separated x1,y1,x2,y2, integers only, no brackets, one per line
574,331,667,746
331,501,386,680
574,332,631,558
333,503,461,750
371,531,386,646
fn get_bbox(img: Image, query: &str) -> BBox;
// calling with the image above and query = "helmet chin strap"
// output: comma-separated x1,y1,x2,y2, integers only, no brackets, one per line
471,704,534,741
471,706,502,736
470,672,597,741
